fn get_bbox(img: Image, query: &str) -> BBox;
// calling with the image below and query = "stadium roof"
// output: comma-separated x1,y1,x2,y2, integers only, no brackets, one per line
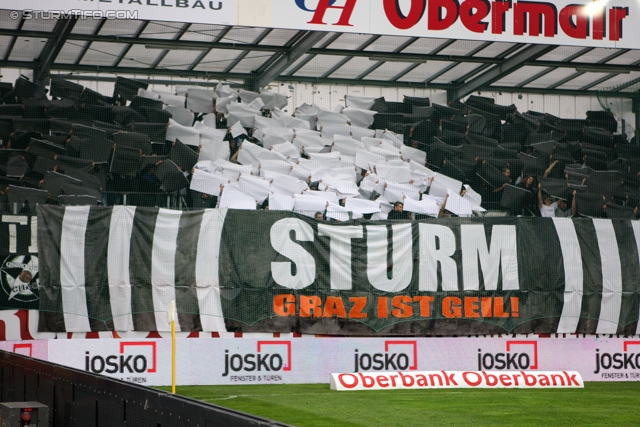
1,11,640,101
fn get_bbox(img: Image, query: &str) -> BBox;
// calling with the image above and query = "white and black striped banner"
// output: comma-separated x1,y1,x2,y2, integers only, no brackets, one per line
38,206,227,333
36,207,640,335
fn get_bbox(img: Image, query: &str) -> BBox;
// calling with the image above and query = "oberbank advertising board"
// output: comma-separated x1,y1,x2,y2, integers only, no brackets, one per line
1,338,638,386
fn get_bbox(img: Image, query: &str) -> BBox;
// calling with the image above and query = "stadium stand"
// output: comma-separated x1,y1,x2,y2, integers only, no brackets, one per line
1,76,637,220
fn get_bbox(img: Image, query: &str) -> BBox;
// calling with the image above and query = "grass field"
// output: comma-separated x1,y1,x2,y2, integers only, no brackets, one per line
158,382,640,427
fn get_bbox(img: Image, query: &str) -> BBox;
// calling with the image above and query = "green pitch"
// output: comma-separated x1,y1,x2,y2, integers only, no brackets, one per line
158,382,640,427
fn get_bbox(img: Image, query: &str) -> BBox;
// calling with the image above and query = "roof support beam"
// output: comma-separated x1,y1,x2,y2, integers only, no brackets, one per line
36,69,640,99
548,49,635,90
321,35,381,79
480,84,636,98
425,40,491,87
1,58,636,100
454,43,525,85
391,39,456,82
187,26,232,71
0,28,291,55
113,21,150,67
254,31,308,75
51,74,241,88
516,47,593,87
579,74,618,91
3,17,25,61
7,28,639,72
74,19,107,66
251,31,327,91
534,61,639,73
356,37,420,80
34,17,78,85
450,44,555,101
284,33,342,77
223,28,273,74
579,56,639,91
6,61,245,81
151,23,191,69
612,77,640,92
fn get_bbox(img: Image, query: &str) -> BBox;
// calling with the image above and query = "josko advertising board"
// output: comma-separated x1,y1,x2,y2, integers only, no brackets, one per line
273,0,640,49
44,338,318,386
1,337,637,386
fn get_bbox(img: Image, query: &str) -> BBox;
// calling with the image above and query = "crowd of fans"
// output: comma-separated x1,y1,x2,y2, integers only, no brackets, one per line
0,75,638,220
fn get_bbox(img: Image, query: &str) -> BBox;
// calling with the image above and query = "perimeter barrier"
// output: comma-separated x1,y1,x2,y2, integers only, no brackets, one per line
0,350,291,427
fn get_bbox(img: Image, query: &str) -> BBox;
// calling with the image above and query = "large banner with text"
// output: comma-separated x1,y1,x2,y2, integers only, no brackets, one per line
36,206,640,336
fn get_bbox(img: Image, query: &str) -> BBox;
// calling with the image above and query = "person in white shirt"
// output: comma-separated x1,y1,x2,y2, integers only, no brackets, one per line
538,183,556,217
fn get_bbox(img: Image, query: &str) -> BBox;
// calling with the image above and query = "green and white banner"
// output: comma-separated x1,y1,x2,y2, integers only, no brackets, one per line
35,206,640,336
